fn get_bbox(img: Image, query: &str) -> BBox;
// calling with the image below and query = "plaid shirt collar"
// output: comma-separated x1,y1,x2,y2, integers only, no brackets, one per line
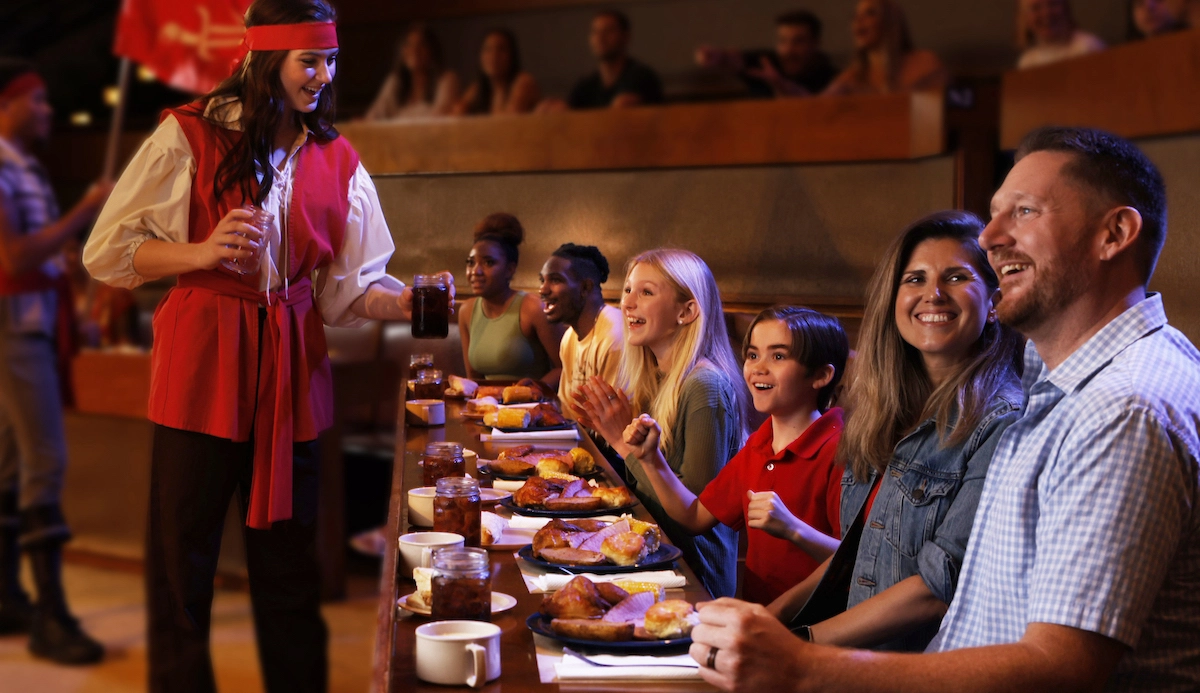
1023,292,1167,398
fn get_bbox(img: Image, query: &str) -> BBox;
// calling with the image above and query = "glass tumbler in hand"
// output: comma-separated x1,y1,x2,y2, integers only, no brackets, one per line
221,206,272,275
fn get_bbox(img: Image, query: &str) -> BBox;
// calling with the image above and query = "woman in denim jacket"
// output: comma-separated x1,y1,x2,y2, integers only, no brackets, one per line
768,211,1023,651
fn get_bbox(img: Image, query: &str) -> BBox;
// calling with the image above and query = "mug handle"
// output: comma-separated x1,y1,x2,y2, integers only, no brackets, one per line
466,643,487,688
421,546,434,567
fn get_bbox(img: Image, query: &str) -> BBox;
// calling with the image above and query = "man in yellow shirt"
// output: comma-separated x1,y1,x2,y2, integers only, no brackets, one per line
537,244,624,465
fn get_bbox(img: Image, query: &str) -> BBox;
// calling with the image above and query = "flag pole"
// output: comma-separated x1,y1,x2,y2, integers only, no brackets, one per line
101,57,132,181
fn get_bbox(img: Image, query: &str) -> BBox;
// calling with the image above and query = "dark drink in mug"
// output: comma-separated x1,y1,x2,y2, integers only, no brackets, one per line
412,274,449,339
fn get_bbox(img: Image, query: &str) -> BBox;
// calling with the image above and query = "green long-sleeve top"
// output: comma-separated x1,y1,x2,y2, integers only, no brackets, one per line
624,363,742,598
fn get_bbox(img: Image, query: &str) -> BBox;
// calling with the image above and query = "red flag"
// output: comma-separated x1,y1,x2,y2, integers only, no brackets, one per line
113,0,252,95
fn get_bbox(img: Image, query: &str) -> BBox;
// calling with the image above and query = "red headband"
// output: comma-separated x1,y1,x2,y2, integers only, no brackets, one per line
230,22,339,74
0,72,46,103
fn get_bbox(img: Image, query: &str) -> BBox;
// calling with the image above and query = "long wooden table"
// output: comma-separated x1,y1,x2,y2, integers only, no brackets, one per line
371,394,716,692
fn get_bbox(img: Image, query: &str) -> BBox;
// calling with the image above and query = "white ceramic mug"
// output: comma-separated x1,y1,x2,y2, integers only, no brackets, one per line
399,531,463,575
405,399,446,427
415,620,501,688
407,487,437,527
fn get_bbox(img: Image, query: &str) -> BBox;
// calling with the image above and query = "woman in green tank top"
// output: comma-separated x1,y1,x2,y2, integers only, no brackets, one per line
457,213,564,386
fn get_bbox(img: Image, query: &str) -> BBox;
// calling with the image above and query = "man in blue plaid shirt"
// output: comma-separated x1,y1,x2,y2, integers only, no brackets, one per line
689,127,1200,692
0,58,111,665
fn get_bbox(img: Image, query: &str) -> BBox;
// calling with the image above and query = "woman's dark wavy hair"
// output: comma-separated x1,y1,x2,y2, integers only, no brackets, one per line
466,29,521,115
206,0,339,206
391,25,443,107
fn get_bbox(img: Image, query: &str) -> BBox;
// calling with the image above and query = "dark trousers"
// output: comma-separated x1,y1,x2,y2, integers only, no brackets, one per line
147,424,327,693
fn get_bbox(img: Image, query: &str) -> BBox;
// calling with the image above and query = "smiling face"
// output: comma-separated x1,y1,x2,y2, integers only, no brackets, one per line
621,262,688,360
466,239,515,299
0,84,52,145
852,0,886,50
743,319,825,417
1023,0,1073,44
1133,0,1176,36
539,255,588,325
280,48,337,114
981,150,1096,336
589,14,628,62
776,23,818,75
480,32,514,81
894,237,994,375
403,30,434,72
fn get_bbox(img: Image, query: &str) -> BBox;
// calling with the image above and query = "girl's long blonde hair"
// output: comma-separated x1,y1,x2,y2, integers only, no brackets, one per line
617,249,750,454
838,211,1024,482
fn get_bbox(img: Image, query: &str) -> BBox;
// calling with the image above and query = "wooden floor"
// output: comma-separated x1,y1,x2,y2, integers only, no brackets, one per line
0,559,380,692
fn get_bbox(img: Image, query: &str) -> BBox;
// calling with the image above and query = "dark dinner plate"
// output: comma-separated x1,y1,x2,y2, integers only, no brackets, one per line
516,543,682,574
526,613,692,652
500,496,638,518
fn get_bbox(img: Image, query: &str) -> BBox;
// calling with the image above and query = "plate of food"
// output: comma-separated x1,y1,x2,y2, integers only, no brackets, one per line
398,591,519,617
525,576,695,652
501,476,637,517
484,446,601,481
516,517,680,573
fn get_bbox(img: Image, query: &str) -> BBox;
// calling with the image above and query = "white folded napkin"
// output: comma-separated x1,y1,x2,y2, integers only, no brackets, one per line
507,515,553,530
555,652,700,681
528,570,687,593
484,428,581,442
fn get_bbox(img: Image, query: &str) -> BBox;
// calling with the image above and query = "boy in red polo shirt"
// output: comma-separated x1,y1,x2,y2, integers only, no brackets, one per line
623,306,848,604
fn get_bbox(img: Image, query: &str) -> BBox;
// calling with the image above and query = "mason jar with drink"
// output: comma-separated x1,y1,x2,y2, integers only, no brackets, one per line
412,274,450,339
430,546,491,621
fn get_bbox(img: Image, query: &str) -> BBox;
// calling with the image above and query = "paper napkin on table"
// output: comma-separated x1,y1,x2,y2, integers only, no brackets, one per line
527,570,686,593
484,428,581,442
555,652,701,681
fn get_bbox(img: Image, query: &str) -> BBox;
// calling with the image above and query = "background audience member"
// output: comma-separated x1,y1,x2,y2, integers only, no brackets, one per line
453,29,540,115
458,213,563,386
623,306,848,605
538,243,622,423
1128,0,1184,39
363,25,460,121
1186,0,1200,27
770,211,1023,652
568,10,663,109
0,57,111,665
823,0,948,96
695,10,837,98
578,249,748,598
1016,0,1105,69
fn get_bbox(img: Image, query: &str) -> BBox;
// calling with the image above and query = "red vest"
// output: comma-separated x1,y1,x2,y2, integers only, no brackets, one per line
151,103,359,529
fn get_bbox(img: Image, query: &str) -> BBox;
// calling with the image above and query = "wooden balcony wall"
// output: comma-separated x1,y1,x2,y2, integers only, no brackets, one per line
345,93,953,312
1000,30,1200,346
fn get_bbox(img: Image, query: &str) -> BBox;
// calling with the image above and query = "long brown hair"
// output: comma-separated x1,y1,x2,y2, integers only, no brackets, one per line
467,29,522,115
847,0,914,93
839,211,1023,481
206,0,340,206
390,25,444,107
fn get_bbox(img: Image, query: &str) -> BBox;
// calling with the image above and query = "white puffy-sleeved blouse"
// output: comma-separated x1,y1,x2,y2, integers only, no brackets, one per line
83,101,402,328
